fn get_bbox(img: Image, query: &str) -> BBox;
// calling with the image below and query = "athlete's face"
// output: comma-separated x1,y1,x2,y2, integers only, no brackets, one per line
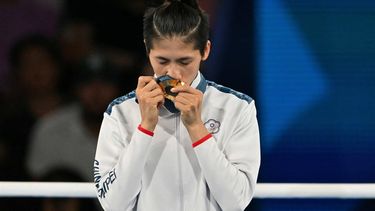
148,37,210,85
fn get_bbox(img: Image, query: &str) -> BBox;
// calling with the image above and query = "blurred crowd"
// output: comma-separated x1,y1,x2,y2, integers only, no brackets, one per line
0,0,218,210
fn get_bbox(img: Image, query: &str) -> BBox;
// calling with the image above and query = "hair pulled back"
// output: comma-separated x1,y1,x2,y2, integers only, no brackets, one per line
143,0,209,55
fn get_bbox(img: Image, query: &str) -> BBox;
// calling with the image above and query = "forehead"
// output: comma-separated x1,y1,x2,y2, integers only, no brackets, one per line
150,37,199,57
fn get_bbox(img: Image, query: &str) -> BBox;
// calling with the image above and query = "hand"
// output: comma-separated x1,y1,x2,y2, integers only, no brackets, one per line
136,76,164,131
171,84,210,143
171,84,204,128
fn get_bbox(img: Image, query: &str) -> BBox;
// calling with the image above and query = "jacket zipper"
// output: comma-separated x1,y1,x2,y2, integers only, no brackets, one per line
176,114,184,211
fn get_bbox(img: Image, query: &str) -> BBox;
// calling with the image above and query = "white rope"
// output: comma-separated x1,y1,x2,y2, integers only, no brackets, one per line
255,183,375,199
1,182,375,198
0,182,95,198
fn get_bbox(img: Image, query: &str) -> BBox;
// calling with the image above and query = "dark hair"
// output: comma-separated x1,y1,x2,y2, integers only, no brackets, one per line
143,0,209,55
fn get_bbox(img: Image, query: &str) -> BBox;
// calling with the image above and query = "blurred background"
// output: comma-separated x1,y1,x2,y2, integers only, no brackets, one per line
0,0,374,210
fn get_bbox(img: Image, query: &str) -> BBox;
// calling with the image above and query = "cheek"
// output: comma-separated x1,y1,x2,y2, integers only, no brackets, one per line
186,61,200,76
177,64,199,85
149,61,164,76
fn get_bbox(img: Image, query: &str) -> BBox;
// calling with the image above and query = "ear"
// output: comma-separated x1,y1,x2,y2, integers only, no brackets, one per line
201,40,211,61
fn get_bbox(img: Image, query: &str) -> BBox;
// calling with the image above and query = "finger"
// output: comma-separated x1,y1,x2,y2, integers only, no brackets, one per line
147,86,164,98
147,94,165,107
138,89,163,105
173,100,186,111
177,95,202,115
143,79,161,92
176,90,202,102
137,76,155,89
172,85,202,96
170,82,190,93
174,93,194,105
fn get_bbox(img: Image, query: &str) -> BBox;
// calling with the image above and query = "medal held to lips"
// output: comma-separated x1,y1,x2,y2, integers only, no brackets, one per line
156,75,185,100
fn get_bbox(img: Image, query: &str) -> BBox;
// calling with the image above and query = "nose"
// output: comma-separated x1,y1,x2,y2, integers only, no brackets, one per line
166,63,182,80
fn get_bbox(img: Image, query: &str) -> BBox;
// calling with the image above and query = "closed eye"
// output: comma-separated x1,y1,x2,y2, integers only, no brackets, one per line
155,56,193,65
177,58,193,66
179,61,190,66
156,57,169,65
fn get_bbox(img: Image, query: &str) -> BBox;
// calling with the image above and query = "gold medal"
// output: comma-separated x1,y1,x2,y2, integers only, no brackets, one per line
156,75,185,100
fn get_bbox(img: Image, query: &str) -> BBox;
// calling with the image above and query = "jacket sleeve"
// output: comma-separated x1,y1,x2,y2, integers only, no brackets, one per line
94,112,153,211
193,100,261,211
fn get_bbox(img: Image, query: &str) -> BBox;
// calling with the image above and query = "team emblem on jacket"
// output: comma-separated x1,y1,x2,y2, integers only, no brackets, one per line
204,119,221,134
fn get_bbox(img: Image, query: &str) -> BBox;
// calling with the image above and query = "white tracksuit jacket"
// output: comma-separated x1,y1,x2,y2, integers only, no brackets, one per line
94,73,261,211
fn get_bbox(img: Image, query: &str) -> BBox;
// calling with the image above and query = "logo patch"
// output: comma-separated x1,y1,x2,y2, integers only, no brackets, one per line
204,119,221,134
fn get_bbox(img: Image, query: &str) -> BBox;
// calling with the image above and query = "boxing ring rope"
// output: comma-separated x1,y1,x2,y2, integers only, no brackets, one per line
1,182,375,198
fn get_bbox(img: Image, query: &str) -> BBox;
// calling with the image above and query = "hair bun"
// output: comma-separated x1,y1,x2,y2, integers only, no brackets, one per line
145,0,165,7
168,0,200,10
180,0,199,9
146,0,200,10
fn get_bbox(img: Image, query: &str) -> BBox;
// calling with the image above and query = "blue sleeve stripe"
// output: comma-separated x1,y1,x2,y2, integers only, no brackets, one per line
105,91,136,115
207,81,253,104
